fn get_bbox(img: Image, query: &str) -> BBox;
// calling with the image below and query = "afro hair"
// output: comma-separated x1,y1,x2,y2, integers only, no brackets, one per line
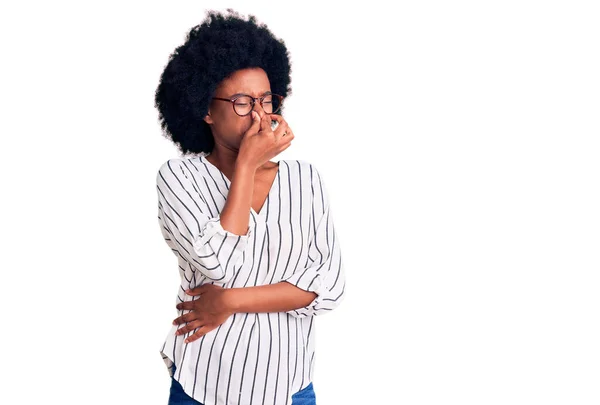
154,9,293,156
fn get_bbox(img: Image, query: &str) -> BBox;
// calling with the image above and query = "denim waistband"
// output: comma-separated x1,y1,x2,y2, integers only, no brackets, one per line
169,362,316,404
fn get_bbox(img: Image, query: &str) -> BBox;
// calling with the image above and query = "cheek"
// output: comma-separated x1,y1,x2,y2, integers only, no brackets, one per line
213,114,251,137
226,115,251,136
212,110,236,129
241,117,255,134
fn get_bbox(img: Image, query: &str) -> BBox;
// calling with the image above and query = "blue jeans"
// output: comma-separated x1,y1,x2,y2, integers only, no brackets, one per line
168,363,316,405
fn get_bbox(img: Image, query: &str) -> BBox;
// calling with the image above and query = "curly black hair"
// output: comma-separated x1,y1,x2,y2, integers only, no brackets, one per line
154,9,293,155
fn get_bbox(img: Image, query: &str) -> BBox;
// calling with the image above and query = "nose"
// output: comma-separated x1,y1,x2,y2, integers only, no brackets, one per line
252,98,266,118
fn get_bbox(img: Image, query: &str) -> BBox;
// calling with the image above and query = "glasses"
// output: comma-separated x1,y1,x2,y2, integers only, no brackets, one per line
212,93,284,116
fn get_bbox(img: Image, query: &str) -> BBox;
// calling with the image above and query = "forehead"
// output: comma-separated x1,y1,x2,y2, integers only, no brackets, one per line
217,67,271,96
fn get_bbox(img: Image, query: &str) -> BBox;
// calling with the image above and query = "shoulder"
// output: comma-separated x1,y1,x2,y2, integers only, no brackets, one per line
157,156,203,172
281,159,326,195
281,158,320,175
156,156,202,181
157,157,181,171
156,158,181,179
281,159,325,186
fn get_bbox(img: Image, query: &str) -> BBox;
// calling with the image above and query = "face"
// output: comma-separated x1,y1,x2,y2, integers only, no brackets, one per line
204,67,273,151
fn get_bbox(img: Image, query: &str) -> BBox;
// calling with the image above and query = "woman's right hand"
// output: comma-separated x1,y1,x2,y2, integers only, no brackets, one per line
238,110,294,170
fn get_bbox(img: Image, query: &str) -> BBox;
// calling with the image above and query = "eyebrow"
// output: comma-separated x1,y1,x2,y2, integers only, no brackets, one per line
229,91,273,98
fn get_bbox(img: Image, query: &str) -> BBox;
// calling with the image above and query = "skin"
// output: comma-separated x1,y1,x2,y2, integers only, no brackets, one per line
172,67,317,343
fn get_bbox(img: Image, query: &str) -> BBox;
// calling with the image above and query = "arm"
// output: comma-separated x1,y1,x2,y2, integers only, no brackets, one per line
224,282,318,314
156,158,258,283
282,164,346,317
221,164,346,317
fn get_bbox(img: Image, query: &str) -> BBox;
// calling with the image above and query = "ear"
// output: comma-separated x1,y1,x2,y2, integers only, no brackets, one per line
203,111,213,125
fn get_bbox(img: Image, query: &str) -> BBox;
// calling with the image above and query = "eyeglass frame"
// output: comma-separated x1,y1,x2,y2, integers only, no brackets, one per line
211,93,285,117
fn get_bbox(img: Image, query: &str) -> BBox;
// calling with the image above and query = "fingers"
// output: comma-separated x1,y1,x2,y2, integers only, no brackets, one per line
176,300,194,310
246,110,261,136
274,122,290,138
172,310,198,325
267,115,290,137
268,114,285,134
280,131,294,151
283,128,295,141
273,120,293,143
184,325,215,343
175,319,203,336
258,110,272,133
268,113,283,123
185,284,208,296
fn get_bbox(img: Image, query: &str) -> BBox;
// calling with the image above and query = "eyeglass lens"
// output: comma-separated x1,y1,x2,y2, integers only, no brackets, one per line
233,95,281,116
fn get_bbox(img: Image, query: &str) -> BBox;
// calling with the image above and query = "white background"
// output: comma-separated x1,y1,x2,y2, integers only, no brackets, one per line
1,1,599,404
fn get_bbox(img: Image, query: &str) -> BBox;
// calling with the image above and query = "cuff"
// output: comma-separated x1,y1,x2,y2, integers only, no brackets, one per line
283,270,327,300
194,215,254,252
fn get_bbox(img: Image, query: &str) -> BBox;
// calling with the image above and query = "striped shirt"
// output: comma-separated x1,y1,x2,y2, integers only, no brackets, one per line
155,153,346,405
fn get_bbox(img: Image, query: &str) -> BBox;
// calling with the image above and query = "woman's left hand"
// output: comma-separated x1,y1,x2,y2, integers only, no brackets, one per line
172,284,235,343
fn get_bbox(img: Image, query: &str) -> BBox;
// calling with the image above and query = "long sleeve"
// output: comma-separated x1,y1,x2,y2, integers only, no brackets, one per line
283,164,346,318
156,158,253,284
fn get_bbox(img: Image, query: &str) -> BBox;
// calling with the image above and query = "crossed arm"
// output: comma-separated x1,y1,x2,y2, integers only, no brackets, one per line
158,158,345,343
171,282,317,343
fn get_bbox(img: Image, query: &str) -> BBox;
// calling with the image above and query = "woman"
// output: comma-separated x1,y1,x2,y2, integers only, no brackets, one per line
154,9,346,405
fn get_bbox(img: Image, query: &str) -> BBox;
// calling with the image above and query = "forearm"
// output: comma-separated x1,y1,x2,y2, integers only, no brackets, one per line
219,161,256,235
225,282,317,314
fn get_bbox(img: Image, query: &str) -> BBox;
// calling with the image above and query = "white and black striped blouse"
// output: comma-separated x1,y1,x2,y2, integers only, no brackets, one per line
155,153,346,405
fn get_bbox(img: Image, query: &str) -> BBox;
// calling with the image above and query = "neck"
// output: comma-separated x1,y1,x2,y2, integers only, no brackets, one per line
206,146,239,173
207,145,276,174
